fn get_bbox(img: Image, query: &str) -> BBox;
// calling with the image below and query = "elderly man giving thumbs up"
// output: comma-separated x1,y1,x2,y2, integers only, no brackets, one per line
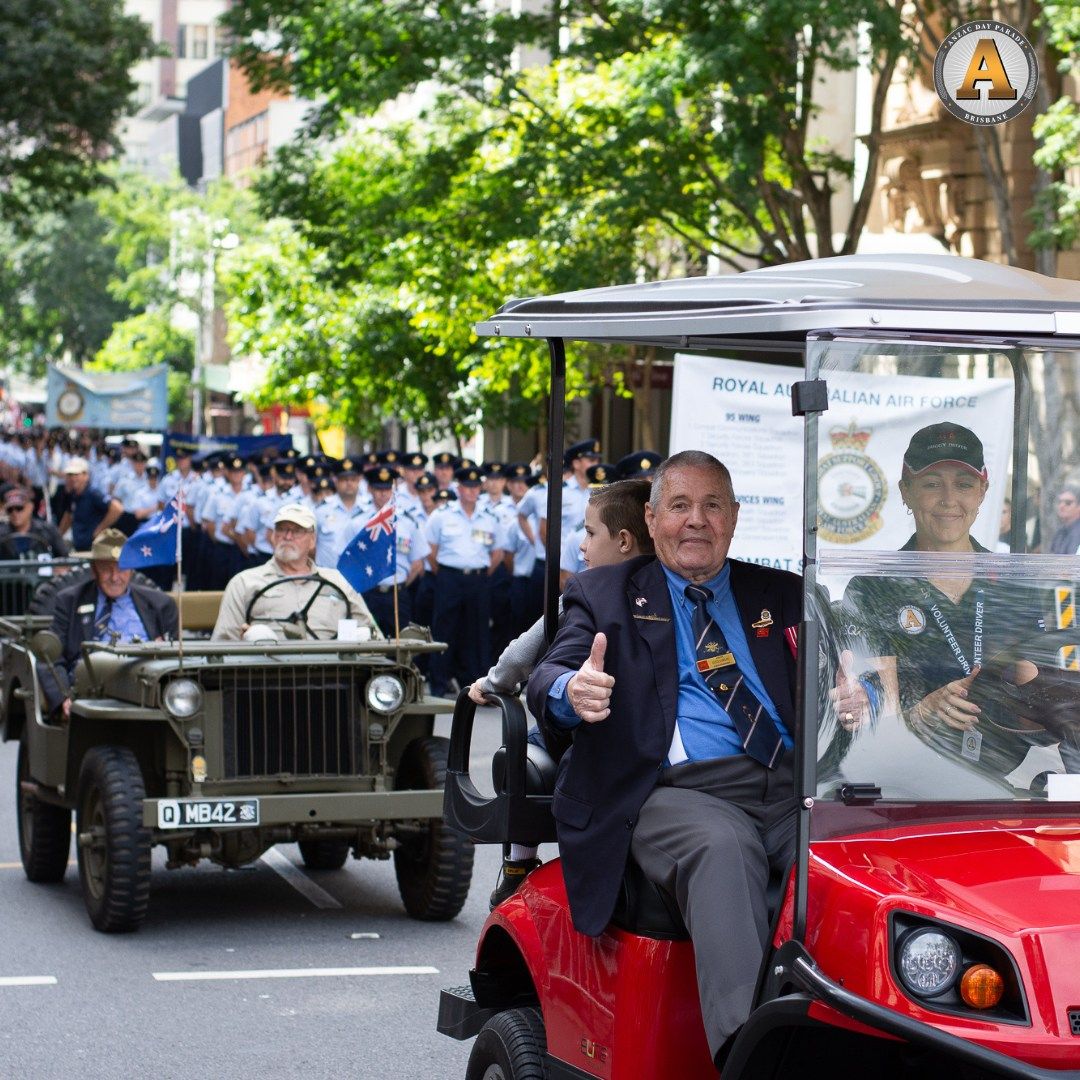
527,451,802,1070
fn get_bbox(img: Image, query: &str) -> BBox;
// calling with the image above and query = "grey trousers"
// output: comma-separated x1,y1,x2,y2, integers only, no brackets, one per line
630,753,796,1059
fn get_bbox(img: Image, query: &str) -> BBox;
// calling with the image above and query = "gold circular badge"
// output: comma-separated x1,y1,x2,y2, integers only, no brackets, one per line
934,21,1038,126
57,386,85,422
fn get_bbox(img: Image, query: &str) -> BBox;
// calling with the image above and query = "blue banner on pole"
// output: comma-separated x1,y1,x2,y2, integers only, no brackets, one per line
45,364,169,431
160,433,294,470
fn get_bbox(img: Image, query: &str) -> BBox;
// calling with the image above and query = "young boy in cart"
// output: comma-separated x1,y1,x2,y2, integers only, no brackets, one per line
468,477,654,905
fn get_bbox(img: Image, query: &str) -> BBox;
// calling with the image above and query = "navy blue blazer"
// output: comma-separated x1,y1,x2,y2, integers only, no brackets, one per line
39,579,178,711
527,555,801,937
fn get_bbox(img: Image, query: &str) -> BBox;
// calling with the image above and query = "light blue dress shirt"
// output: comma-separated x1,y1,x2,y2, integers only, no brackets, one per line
94,592,148,642
546,562,792,762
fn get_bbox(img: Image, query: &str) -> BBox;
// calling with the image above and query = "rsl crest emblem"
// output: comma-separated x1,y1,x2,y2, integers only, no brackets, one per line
817,420,887,544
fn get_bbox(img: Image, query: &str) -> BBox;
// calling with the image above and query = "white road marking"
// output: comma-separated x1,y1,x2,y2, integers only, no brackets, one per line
0,976,57,987
349,932,380,940
0,861,75,870
153,967,438,983
259,848,342,909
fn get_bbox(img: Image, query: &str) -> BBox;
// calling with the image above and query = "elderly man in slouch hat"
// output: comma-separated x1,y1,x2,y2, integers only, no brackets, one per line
40,529,178,718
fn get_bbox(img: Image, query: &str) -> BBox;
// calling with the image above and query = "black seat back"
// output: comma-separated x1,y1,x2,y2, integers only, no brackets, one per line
443,690,558,846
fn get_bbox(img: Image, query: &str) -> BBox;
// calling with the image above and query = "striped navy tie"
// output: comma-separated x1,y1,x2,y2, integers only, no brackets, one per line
684,584,783,769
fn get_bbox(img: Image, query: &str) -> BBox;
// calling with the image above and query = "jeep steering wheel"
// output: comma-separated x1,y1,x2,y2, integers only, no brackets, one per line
243,574,353,641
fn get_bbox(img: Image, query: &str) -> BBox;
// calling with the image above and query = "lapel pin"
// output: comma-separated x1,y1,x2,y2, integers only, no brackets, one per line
635,596,647,607
751,608,773,629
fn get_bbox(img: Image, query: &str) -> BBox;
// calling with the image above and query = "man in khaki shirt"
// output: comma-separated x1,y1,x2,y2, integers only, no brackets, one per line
212,504,380,641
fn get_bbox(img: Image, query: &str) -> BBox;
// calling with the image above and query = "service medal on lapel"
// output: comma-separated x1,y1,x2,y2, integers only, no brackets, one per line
630,593,670,623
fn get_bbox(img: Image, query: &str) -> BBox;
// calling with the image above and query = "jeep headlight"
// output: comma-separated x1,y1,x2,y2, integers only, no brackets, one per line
897,927,961,998
163,678,202,718
366,675,405,714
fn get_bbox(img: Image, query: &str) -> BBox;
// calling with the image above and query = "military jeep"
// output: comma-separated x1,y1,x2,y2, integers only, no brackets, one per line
0,556,86,620
2,582,472,933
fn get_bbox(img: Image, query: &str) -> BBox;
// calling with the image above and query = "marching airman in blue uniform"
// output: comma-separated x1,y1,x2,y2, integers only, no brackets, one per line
424,465,503,696
431,452,458,492
315,456,369,566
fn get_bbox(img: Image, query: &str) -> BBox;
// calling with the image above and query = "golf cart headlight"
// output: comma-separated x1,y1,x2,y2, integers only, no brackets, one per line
366,675,405,714
897,927,962,998
163,678,202,718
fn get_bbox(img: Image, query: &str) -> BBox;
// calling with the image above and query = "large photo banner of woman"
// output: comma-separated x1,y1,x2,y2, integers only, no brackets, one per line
669,354,1014,571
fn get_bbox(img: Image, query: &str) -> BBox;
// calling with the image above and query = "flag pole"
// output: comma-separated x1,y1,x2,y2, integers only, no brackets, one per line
176,491,185,671
391,496,400,639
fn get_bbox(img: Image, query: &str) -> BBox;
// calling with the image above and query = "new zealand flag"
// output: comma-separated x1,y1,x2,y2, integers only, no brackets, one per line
118,498,181,569
337,503,396,592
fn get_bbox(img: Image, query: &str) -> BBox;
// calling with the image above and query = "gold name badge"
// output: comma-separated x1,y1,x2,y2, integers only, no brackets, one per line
696,652,735,673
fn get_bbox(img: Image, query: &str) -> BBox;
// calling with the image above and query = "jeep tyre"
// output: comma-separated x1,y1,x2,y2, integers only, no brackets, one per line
392,736,474,921
17,738,71,882
297,839,351,870
466,1007,548,1080
76,746,152,933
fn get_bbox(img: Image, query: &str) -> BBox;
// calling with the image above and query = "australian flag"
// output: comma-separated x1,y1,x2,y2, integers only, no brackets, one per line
338,503,396,592
118,498,181,569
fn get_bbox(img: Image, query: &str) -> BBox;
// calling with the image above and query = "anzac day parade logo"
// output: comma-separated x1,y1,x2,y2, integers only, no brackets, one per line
934,21,1038,126
817,420,887,544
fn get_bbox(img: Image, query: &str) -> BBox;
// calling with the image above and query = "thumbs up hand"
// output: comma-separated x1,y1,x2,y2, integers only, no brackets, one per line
567,632,616,723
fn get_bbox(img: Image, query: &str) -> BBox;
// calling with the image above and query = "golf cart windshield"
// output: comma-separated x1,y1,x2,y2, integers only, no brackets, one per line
808,335,1080,811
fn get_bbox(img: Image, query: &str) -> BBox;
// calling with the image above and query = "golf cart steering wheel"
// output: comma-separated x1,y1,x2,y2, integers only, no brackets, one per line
243,574,353,641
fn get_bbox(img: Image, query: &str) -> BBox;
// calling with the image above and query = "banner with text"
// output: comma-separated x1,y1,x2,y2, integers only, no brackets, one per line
46,364,168,431
669,354,1014,573
160,433,294,470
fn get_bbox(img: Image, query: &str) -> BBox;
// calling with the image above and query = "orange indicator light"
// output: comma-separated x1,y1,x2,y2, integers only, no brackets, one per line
959,964,1005,1009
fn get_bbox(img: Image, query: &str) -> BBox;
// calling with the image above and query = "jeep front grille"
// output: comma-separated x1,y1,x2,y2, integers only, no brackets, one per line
1070,1008,1080,1036
200,666,363,779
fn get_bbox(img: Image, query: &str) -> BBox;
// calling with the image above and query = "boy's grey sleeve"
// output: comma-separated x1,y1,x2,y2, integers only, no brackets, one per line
479,596,564,695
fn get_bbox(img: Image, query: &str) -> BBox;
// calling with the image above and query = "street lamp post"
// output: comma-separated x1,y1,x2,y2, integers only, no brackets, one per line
187,216,239,437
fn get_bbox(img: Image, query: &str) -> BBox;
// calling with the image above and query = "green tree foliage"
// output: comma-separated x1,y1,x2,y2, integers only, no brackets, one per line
0,0,157,224
87,170,264,428
1031,4,1080,252
224,0,911,264
0,200,132,372
223,84,671,443
221,1,912,440
89,310,195,426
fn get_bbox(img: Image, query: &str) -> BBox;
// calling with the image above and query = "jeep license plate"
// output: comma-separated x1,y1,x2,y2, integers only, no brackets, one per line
157,798,260,829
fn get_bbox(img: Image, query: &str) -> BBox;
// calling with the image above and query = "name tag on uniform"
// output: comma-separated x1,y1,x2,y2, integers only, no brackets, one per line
472,529,494,546
696,653,735,673
78,604,95,615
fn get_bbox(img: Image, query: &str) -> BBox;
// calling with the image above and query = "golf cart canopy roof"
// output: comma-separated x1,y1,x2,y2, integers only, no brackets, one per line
475,254,1080,346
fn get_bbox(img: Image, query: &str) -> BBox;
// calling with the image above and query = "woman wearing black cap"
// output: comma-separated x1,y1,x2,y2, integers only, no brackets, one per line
834,422,1067,781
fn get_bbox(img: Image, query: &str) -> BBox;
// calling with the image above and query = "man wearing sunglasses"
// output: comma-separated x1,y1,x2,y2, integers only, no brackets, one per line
0,487,68,560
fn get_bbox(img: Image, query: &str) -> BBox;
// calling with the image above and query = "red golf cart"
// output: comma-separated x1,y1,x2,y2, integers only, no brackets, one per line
439,255,1080,1078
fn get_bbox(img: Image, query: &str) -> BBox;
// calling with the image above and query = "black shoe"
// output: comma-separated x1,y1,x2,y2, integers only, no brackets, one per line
489,857,541,909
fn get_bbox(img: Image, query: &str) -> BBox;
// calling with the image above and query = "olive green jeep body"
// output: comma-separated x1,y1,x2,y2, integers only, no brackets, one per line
1,588,472,933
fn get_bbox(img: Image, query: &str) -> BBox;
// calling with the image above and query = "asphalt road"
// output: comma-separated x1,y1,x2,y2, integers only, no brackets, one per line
0,707,555,1080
